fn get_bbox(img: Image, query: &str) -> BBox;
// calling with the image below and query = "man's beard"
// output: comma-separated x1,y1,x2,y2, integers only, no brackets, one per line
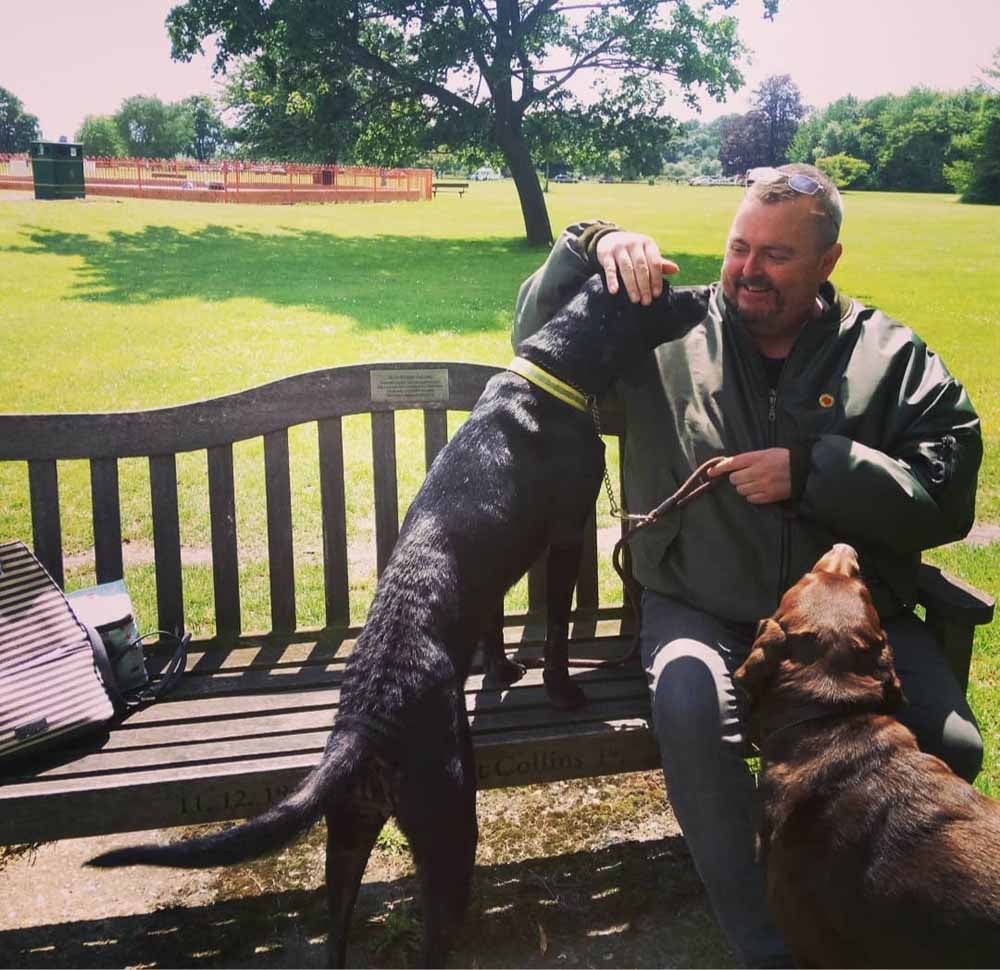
723,279,786,331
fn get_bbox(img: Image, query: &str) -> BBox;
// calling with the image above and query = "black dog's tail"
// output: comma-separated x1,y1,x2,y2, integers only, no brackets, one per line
87,730,367,869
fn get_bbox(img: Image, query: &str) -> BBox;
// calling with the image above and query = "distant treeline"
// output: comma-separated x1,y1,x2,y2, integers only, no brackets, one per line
665,85,998,202
788,89,998,199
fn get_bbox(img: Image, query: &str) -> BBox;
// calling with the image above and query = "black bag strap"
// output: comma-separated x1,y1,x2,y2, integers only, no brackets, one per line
122,631,190,709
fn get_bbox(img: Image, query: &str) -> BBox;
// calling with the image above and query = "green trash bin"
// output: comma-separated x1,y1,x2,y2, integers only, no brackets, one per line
30,141,86,200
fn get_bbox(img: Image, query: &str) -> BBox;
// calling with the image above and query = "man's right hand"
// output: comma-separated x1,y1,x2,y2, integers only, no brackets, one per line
595,231,679,305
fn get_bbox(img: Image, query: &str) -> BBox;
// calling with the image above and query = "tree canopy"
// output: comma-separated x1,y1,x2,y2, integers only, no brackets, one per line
718,73,805,174
166,0,779,243
788,86,999,202
75,115,128,156
75,95,226,161
0,87,40,153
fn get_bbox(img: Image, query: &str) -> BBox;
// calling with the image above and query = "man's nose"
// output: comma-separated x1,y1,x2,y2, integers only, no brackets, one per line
741,250,764,280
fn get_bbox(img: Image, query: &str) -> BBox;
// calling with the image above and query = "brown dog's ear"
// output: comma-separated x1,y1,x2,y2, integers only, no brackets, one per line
876,636,905,713
734,618,786,703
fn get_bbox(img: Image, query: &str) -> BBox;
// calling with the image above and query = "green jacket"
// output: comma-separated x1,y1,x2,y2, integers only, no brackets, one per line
512,222,982,621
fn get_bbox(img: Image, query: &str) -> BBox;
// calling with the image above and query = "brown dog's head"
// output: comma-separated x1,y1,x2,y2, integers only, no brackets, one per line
734,544,904,719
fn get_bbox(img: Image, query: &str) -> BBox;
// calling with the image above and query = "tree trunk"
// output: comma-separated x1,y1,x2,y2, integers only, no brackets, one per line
496,125,553,246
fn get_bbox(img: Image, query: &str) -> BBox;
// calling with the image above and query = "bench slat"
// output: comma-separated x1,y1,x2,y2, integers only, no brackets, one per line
577,511,599,611
423,408,448,470
318,416,350,626
20,688,649,780
371,411,399,576
90,458,124,583
149,454,184,634
28,460,63,588
207,444,241,638
264,429,296,633
0,364,502,461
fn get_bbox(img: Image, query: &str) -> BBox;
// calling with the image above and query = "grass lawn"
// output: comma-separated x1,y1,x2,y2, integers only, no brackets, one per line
1,182,998,791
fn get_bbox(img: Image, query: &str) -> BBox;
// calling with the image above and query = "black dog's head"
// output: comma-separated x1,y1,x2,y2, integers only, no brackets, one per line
516,274,709,399
734,544,905,729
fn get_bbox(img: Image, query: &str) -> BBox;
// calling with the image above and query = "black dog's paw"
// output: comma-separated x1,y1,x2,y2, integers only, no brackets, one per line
486,655,527,687
543,670,588,710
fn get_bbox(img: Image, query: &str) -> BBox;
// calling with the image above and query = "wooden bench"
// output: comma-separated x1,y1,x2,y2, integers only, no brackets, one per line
432,181,469,197
0,362,993,846
151,171,189,181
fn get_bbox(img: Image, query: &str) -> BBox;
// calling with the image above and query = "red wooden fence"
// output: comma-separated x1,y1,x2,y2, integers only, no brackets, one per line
0,154,433,204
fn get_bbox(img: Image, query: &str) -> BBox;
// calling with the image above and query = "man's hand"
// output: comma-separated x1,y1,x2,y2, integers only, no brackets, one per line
595,231,679,305
708,449,792,505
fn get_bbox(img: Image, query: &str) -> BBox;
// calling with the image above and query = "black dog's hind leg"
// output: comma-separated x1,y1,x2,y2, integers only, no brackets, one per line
324,796,390,968
397,694,479,968
543,537,588,709
479,603,525,687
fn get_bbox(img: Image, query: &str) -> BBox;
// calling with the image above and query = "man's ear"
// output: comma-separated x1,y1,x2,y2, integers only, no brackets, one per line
819,241,842,281
734,618,786,703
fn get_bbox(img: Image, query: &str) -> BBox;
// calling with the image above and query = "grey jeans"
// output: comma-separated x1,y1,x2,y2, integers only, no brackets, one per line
639,589,983,968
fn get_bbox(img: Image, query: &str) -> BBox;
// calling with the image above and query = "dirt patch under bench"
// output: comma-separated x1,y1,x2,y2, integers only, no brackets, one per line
0,772,733,968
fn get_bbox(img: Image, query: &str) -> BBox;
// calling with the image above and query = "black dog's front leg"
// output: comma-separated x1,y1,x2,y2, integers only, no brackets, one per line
479,603,525,687
543,538,587,709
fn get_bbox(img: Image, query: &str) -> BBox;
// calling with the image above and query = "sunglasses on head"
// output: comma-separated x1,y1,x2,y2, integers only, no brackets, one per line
745,167,822,196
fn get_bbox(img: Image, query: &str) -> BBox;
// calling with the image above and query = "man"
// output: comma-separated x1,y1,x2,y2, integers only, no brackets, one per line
511,164,983,967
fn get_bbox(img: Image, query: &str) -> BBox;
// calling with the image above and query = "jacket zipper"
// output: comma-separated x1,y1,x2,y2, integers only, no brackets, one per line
768,385,793,599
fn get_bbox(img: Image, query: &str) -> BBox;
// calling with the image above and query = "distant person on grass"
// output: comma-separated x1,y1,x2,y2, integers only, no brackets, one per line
511,163,984,967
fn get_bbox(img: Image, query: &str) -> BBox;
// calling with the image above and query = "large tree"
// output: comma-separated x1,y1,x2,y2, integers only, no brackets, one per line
115,95,192,158
0,86,40,152
718,110,770,174
717,73,804,175
166,0,778,244
182,95,227,160
751,73,806,165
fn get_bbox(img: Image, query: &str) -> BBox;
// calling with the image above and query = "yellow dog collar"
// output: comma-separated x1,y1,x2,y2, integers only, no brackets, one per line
507,357,589,413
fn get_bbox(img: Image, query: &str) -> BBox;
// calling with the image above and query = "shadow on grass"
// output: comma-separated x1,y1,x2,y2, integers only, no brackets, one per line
7,224,723,335
0,837,729,969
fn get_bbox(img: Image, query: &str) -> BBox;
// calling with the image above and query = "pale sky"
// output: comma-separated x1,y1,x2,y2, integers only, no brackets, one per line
2,0,998,142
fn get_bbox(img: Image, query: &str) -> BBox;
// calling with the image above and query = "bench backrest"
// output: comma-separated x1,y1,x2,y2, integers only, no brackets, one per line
0,363,626,645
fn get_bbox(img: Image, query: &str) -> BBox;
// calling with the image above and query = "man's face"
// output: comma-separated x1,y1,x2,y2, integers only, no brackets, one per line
721,195,842,352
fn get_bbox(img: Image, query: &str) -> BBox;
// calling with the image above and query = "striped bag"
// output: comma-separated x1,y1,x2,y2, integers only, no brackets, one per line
0,540,123,765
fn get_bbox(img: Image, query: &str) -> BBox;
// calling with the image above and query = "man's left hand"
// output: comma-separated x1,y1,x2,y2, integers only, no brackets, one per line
708,449,792,505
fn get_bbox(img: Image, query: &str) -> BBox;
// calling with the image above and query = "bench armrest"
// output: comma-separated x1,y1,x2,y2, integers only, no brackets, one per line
916,562,995,693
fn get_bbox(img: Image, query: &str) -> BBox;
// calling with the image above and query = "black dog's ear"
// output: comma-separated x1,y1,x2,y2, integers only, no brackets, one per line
734,618,786,703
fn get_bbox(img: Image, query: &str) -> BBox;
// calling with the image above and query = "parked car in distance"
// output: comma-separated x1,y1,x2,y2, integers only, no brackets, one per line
688,174,742,186
552,173,578,182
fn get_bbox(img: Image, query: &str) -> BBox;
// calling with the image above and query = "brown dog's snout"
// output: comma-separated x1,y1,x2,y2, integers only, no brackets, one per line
815,543,860,578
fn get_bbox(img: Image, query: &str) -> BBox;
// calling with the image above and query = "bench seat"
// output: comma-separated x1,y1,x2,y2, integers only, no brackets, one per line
1,619,657,844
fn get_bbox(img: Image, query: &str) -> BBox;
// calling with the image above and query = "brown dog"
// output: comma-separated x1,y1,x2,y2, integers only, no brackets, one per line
734,543,1000,969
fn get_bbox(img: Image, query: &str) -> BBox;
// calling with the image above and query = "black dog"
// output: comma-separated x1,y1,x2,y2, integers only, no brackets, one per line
89,274,707,966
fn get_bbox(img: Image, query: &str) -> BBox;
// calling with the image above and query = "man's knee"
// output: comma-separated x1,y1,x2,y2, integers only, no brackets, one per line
647,644,734,745
938,711,984,784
